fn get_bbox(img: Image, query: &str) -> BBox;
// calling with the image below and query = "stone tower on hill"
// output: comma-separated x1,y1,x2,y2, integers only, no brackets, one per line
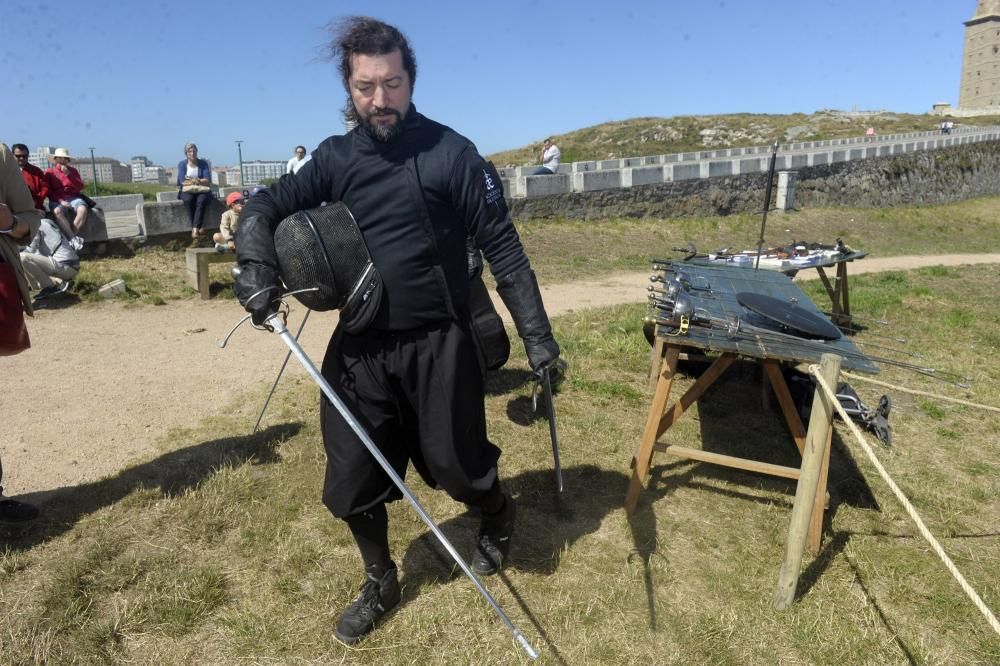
959,1,1000,109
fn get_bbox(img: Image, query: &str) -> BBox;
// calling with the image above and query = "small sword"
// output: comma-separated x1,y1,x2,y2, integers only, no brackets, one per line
532,361,565,493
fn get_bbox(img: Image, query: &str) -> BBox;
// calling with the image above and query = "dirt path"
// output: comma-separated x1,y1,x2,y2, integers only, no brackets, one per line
4,253,998,501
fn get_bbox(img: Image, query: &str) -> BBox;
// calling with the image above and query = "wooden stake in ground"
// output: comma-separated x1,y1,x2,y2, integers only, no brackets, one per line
773,353,842,610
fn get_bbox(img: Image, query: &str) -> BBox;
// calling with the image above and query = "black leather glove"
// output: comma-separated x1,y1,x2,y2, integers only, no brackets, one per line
495,269,560,373
466,236,484,280
234,262,281,326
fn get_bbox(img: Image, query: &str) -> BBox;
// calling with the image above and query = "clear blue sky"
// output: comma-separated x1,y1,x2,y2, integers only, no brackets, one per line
2,0,975,168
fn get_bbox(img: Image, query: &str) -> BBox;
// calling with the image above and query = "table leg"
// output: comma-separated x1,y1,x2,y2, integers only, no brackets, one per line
815,266,839,319
837,261,851,325
648,334,665,390
627,351,737,513
627,346,680,514
762,361,807,455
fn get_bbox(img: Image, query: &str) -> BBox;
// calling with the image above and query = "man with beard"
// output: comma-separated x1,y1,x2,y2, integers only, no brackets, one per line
234,17,561,645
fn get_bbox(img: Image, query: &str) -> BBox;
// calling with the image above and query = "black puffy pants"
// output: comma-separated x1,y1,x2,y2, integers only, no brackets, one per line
319,316,501,518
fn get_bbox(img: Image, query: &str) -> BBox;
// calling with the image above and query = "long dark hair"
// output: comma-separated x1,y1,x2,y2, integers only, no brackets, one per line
327,16,417,124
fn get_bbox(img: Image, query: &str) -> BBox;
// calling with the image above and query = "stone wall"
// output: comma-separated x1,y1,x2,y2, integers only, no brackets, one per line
139,199,225,236
794,141,1000,207
508,140,1000,220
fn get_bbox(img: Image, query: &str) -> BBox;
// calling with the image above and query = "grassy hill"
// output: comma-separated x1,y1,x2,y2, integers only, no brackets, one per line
486,110,1000,166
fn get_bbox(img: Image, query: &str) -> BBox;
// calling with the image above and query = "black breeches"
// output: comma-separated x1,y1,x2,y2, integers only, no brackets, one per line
319,318,500,518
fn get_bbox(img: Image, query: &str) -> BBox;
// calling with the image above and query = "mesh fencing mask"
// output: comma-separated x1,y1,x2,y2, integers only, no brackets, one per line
273,202,384,333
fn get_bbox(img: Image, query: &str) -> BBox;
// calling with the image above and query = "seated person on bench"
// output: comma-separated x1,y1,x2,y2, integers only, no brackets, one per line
213,191,244,253
43,148,88,237
531,138,560,175
20,217,80,302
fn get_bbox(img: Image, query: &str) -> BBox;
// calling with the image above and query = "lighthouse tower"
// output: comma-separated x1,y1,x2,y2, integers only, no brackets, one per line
959,0,1000,109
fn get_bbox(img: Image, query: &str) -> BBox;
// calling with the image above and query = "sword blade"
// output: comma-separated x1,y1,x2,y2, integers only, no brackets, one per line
542,366,563,493
268,314,538,659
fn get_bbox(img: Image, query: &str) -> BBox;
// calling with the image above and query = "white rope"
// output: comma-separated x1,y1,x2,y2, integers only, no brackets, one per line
841,371,1000,413
809,364,1000,637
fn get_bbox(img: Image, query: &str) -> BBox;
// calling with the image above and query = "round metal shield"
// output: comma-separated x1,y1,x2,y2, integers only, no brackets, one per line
736,292,841,340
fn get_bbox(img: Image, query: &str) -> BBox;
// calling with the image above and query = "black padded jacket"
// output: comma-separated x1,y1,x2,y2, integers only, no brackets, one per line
236,105,530,331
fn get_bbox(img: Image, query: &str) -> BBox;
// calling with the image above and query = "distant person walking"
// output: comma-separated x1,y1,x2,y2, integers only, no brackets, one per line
532,137,560,175
286,145,311,175
865,127,875,141
176,143,214,245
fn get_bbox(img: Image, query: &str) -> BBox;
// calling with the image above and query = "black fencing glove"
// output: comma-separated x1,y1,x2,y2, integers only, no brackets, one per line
466,236,484,280
234,262,281,326
495,269,560,374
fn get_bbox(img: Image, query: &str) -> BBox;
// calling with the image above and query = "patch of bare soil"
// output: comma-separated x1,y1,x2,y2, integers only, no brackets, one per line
3,254,998,502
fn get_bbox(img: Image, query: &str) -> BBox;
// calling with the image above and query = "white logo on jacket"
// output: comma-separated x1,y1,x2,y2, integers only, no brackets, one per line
483,167,503,206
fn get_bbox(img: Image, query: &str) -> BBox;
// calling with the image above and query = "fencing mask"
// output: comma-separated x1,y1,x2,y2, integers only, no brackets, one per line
273,202,384,334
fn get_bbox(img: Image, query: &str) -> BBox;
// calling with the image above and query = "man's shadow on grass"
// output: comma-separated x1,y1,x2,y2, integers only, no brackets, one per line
388,462,701,660
483,366,566,425
484,367,537,397
1,423,300,551
399,465,628,583
394,464,627,665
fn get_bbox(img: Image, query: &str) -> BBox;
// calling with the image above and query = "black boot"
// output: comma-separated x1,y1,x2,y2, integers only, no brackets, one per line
334,564,401,645
471,493,515,575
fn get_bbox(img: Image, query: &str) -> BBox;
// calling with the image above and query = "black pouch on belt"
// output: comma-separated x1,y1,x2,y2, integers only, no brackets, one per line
468,271,510,375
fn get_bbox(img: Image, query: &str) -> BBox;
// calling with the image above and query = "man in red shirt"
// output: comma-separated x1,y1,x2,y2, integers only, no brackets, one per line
11,144,48,212
43,147,88,236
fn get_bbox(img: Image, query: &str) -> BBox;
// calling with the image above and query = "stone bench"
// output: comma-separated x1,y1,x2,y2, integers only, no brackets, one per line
186,248,234,299
141,199,224,237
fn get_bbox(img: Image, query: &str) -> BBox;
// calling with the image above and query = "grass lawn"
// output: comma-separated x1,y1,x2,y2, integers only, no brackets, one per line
2,201,998,663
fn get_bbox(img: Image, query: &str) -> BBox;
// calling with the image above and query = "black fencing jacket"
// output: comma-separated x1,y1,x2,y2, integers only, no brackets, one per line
238,105,529,331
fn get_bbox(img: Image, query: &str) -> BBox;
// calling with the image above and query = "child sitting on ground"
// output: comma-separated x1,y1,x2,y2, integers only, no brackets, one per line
214,192,243,252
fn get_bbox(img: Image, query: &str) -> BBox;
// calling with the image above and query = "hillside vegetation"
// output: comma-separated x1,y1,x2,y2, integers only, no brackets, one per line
487,110,1000,166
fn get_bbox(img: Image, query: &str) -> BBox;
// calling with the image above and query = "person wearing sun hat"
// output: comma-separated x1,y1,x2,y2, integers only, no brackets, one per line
43,147,88,238
213,191,244,252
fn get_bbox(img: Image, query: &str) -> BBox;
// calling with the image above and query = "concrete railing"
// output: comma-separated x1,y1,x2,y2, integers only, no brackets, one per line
93,125,1000,242
502,125,1000,199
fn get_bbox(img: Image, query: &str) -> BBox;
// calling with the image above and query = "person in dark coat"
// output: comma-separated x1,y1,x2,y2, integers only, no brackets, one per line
233,16,561,645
